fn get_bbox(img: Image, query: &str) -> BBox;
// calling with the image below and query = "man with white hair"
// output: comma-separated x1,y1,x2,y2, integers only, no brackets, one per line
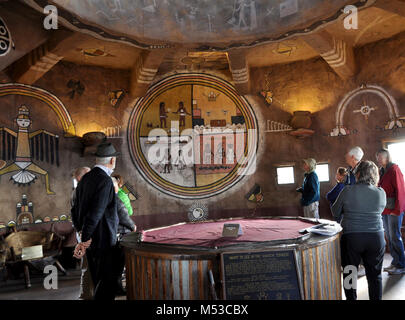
345,146,364,185
72,142,120,300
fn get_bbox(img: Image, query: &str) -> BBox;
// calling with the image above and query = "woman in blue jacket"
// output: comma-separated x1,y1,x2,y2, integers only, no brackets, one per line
296,158,320,219
326,167,348,206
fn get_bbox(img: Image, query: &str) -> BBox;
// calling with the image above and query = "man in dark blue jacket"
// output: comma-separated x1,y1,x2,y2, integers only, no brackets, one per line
297,158,320,219
72,143,120,300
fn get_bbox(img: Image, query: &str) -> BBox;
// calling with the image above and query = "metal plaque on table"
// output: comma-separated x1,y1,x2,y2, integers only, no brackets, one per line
221,249,303,300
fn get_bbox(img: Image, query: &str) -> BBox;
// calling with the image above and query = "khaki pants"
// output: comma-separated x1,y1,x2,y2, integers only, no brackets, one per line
79,255,94,300
303,201,319,219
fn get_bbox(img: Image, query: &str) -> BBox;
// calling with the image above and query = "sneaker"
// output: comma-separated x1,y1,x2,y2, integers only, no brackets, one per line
384,264,396,272
387,267,405,275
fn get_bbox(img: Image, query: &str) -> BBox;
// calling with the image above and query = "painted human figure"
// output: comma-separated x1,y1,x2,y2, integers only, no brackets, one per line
173,101,191,127
159,102,168,128
215,143,224,165
203,143,212,164
163,149,172,174
226,144,235,164
233,0,257,31
173,149,186,171
0,106,56,194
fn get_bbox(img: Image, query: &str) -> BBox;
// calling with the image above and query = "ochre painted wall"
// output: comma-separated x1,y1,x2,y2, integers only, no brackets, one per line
1,31,405,232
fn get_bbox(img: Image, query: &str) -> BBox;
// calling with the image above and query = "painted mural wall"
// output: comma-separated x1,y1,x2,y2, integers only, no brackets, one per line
0,30,405,232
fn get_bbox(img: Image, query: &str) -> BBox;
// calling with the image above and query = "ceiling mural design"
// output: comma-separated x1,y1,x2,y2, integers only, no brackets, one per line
23,0,375,50
127,73,258,199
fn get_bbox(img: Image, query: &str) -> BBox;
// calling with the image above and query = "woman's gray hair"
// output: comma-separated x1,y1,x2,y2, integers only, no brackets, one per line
355,160,380,186
376,148,392,163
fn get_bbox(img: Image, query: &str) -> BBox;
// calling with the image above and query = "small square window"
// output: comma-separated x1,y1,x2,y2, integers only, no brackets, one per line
387,142,405,181
316,164,330,182
277,167,295,184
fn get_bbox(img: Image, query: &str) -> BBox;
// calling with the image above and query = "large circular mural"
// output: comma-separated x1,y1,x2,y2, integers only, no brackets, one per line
128,73,258,199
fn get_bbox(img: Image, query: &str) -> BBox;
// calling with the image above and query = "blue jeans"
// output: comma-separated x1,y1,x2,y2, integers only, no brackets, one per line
382,213,405,268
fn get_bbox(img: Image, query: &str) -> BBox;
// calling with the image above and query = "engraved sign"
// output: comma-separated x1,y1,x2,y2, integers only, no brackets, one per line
221,249,302,300
222,223,243,237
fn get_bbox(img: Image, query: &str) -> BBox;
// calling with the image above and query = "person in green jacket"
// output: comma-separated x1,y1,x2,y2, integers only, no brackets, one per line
112,174,133,216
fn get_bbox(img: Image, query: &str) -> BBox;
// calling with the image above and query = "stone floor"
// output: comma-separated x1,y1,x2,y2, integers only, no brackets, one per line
0,254,403,300
356,253,405,300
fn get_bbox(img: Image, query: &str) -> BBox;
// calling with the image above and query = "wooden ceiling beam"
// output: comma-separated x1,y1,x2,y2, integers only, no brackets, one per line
227,49,250,96
130,49,167,98
10,30,87,85
374,0,405,17
303,30,357,80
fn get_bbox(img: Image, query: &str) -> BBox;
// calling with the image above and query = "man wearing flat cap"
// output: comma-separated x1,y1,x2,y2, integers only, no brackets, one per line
72,142,120,300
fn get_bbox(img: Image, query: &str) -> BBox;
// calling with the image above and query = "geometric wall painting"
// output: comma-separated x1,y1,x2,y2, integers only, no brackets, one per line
0,17,13,57
128,73,259,199
330,84,404,136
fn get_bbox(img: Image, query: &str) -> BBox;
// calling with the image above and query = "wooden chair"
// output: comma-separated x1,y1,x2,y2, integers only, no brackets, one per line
3,227,67,288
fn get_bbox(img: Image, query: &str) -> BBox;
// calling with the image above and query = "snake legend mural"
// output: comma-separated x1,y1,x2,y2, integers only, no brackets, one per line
128,73,259,199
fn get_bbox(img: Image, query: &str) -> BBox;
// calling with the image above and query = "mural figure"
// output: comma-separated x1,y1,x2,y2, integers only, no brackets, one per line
214,143,224,164
173,101,191,127
260,90,273,105
162,149,172,174
0,105,58,194
67,79,85,99
260,71,273,105
173,149,186,171
159,101,168,128
229,0,257,31
226,144,235,164
245,183,264,203
203,143,212,164
108,89,126,108
16,194,34,225
203,91,220,102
